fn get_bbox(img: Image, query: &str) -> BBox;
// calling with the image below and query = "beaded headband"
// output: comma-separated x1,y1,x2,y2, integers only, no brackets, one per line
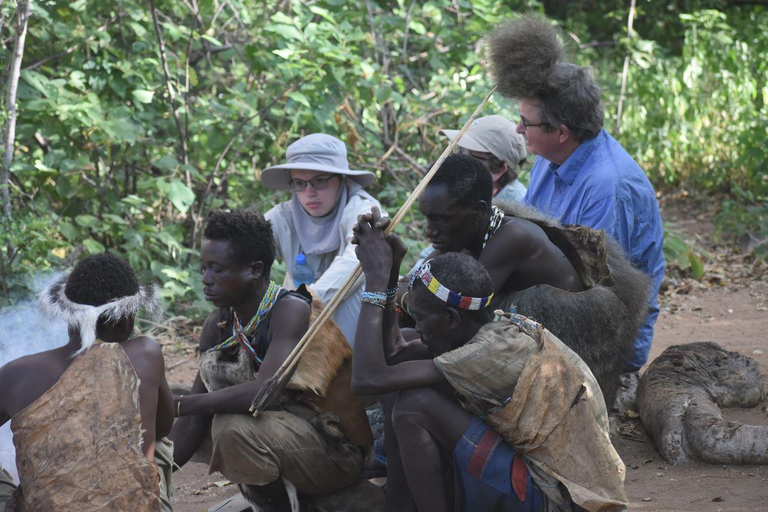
39,272,163,356
410,262,493,310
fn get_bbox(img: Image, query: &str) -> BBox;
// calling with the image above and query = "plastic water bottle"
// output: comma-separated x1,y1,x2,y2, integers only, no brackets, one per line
292,253,315,288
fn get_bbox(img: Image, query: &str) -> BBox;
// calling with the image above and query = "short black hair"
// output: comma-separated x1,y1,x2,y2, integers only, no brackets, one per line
429,153,493,208
65,253,140,306
412,252,494,322
204,208,275,272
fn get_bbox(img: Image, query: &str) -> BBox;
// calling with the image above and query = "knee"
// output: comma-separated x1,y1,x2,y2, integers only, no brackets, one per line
211,414,254,452
391,388,438,434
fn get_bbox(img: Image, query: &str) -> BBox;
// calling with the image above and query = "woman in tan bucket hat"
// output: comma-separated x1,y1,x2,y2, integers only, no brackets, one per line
262,133,386,343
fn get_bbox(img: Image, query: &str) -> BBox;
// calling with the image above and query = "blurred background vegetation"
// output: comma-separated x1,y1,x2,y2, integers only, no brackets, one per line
1,0,766,317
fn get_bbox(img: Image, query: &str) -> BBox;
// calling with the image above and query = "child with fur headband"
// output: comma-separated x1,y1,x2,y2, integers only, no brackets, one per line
0,254,173,511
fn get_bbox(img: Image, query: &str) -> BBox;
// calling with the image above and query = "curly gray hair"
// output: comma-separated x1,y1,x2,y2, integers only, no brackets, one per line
487,16,604,141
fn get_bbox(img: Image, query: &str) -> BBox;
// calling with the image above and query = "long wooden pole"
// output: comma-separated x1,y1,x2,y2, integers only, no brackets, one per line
616,0,637,133
250,85,498,415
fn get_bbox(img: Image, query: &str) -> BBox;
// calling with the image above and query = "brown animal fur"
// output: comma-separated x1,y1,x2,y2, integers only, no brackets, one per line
287,295,351,396
492,201,651,407
290,292,374,450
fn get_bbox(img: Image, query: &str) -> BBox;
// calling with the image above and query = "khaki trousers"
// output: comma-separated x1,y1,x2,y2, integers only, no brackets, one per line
0,465,14,512
207,410,363,495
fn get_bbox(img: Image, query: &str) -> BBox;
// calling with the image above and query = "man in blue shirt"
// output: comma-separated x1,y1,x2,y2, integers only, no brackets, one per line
521,122,664,371
485,16,664,371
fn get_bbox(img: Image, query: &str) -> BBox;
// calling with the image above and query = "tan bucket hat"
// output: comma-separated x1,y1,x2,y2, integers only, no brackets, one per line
261,133,375,190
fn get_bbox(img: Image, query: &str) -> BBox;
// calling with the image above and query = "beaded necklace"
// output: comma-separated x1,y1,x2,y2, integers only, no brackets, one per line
211,281,282,364
483,205,505,249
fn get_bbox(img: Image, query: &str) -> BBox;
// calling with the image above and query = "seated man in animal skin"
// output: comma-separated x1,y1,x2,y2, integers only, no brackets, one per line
169,209,372,511
350,213,627,511
412,153,650,408
0,253,174,512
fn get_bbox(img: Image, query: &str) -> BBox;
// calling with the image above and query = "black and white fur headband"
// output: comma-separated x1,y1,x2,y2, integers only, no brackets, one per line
39,273,163,355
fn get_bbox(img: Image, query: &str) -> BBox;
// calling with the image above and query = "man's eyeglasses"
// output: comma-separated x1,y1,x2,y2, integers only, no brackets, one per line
519,117,550,130
288,174,339,192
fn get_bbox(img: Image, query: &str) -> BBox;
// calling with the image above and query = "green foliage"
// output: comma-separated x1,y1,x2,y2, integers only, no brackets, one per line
588,5,768,195
0,211,68,303
1,0,765,314
714,185,768,260
663,229,707,280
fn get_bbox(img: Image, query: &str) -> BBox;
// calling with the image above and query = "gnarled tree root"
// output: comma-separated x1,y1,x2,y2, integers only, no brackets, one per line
637,342,768,465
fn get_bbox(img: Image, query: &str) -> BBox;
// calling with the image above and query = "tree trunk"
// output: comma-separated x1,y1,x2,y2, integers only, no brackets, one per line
1,0,32,219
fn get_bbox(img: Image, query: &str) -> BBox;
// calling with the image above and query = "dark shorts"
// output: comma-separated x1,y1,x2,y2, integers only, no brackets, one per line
452,416,545,512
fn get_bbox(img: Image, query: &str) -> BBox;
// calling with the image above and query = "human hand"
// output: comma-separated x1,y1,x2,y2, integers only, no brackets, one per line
352,206,393,288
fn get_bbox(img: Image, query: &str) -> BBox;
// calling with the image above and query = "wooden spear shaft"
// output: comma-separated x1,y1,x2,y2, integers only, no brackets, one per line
250,85,498,415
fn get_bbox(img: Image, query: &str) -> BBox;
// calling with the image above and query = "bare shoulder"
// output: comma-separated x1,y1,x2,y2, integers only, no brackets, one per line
119,336,165,381
0,350,66,381
0,354,38,391
498,216,544,241
120,335,163,360
270,293,311,325
199,308,225,351
0,350,68,420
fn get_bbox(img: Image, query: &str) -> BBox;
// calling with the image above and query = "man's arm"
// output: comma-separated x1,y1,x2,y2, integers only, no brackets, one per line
176,296,310,416
351,207,444,395
168,312,219,468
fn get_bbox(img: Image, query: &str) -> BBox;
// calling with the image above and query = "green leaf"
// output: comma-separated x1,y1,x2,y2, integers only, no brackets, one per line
132,89,155,104
155,155,179,172
75,214,100,228
202,34,223,46
287,91,310,107
83,239,106,254
168,179,196,213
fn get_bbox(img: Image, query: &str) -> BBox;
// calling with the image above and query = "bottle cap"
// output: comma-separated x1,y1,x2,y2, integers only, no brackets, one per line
295,253,307,265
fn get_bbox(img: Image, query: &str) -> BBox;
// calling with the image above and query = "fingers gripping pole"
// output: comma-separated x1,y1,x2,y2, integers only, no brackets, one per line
251,85,498,416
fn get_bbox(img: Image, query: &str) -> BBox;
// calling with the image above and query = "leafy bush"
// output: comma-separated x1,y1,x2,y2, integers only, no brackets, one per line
2,0,765,311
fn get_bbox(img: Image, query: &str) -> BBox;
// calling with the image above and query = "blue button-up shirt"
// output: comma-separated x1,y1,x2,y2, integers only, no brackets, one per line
524,129,665,369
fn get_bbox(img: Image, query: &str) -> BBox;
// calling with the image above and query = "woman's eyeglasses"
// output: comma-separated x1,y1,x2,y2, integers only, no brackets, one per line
288,174,339,192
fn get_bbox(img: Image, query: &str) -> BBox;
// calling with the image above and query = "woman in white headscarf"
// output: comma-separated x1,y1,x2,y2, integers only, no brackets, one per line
262,133,386,344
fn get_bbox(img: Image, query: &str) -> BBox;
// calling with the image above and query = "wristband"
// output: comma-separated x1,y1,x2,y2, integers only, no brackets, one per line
361,291,387,308
176,395,184,417
386,287,398,305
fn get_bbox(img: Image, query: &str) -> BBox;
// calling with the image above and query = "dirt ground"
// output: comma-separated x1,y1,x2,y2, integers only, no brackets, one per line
161,195,768,511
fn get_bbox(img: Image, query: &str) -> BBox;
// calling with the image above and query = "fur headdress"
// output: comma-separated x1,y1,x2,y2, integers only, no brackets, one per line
39,273,163,356
486,16,565,99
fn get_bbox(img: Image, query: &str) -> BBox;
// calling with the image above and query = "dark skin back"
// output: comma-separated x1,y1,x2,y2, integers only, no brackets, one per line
0,319,173,460
168,238,310,468
418,183,585,294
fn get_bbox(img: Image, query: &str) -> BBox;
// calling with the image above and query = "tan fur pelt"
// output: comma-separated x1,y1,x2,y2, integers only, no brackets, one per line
288,292,373,449
287,295,352,396
10,344,161,511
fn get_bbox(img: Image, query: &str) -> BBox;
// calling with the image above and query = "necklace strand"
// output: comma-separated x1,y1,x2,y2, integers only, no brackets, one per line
211,281,282,364
483,205,505,249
